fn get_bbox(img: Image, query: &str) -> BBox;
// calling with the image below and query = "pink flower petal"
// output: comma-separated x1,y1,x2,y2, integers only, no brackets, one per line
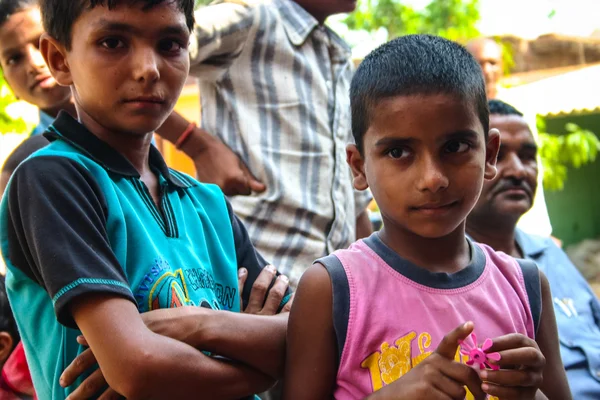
482,338,493,351
487,352,501,361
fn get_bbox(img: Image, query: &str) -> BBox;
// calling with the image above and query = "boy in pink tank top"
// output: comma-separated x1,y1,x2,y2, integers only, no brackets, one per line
283,35,570,400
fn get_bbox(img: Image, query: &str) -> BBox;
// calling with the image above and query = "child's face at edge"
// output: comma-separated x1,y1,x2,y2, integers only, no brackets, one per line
41,2,190,136
348,94,500,239
0,7,71,110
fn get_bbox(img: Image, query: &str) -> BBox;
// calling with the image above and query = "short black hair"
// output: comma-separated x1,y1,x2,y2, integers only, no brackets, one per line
40,0,195,50
488,99,523,117
0,276,19,343
0,0,38,28
1,135,49,175
351,34,489,154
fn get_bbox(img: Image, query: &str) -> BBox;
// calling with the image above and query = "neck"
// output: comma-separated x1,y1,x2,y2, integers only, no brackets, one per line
466,215,521,257
42,96,77,119
379,222,470,274
75,106,153,175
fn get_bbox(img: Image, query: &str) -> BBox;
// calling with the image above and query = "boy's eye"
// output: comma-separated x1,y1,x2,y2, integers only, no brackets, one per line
445,141,470,153
158,39,185,53
387,148,407,159
101,38,125,49
5,53,22,66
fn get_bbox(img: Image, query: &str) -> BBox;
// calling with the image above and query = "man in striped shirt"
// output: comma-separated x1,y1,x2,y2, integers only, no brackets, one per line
161,0,372,288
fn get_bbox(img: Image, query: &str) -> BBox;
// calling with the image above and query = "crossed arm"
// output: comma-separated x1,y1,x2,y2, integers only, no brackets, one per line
69,294,287,400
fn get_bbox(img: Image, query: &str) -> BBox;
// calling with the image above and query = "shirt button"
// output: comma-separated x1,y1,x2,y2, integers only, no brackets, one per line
596,369,600,378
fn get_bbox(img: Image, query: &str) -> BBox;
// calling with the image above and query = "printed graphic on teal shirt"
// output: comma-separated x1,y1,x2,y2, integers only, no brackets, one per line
135,257,238,312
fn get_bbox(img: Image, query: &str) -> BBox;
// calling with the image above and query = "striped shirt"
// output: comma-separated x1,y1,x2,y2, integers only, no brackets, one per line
189,0,371,287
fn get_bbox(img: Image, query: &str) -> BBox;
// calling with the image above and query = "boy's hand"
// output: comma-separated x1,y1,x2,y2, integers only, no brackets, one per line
238,265,293,314
368,322,486,400
477,333,545,399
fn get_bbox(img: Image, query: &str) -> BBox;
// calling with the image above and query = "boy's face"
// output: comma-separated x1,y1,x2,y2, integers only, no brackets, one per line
42,1,190,136
348,94,499,239
0,7,71,110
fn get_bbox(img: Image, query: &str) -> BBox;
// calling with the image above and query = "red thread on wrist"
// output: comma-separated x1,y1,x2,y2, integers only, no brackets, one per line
175,122,196,149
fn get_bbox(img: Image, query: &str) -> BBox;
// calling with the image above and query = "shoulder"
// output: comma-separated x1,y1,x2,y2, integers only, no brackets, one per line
296,263,333,306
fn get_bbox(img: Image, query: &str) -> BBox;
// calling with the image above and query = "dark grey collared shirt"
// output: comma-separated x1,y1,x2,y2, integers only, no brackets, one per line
189,0,371,287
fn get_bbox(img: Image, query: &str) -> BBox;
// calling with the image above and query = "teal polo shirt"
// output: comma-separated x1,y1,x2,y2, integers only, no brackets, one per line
1,112,288,399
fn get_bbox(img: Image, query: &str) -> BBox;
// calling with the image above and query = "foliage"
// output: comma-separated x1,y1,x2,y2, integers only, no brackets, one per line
195,0,212,7
537,116,600,191
344,0,480,42
0,74,28,135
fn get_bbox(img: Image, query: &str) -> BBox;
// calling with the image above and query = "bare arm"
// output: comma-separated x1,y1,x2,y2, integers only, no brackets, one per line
155,111,265,196
536,270,572,399
142,306,288,379
283,264,338,399
71,294,273,399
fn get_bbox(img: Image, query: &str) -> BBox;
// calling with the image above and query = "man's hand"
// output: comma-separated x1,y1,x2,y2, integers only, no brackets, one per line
368,322,486,400
478,333,546,399
156,112,265,196
189,128,265,196
238,265,293,314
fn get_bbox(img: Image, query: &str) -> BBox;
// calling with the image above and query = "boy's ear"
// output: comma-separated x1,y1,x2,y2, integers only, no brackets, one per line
0,332,14,364
484,128,500,180
40,33,72,86
346,144,369,191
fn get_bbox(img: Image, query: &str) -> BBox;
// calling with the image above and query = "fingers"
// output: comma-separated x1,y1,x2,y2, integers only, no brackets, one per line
281,293,295,313
240,162,266,193
479,368,542,388
432,372,467,399
245,265,277,314
60,347,97,388
493,347,545,370
98,389,124,400
439,361,486,400
435,321,474,360
481,382,537,399
238,268,248,310
261,275,290,315
486,333,539,353
64,368,107,400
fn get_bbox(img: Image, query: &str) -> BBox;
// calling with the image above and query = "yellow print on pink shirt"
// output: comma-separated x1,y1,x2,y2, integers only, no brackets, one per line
361,331,499,400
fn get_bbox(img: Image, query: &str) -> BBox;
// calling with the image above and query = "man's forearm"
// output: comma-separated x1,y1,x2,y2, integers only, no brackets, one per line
155,111,211,159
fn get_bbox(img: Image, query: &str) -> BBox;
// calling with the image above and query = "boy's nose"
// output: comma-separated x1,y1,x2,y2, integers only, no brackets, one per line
417,156,449,193
132,48,160,83
26,45,47,75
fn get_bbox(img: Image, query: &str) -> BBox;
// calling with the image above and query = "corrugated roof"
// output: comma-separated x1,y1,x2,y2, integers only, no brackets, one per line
501,63,600,116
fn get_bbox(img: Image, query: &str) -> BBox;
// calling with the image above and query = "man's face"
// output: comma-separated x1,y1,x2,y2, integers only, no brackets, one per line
295,0,357,22
472,114,538,221
0,7,71,110
349,94,498,239
49,1,191,136
467,40,503,99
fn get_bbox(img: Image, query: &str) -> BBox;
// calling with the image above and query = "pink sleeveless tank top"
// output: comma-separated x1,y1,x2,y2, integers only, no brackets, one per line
318,233,540,400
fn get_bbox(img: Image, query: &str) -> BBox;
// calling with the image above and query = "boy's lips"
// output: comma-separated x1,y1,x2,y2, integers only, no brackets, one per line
411,201,459,216
31,74,55,91
124,96,165,104
123,96,166,110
